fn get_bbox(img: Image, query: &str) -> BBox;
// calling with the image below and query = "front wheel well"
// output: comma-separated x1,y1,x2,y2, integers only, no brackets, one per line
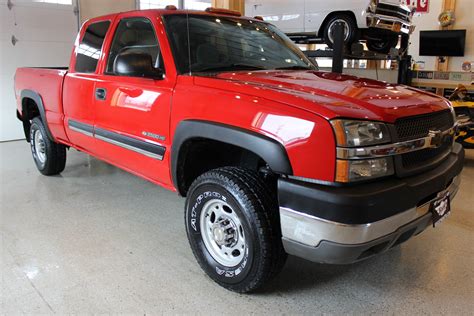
176,138,272,196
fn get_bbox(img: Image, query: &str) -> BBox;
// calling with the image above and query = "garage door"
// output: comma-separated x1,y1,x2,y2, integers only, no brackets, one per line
0,0,78,141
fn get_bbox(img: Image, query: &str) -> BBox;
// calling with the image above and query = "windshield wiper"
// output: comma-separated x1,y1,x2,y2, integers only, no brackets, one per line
194,64,266,73
275,65,313,70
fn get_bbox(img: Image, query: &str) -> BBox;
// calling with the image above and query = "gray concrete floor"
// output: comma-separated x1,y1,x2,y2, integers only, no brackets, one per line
1,140,473,314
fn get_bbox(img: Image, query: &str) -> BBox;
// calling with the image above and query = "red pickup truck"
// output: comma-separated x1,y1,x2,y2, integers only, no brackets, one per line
15,7,464,293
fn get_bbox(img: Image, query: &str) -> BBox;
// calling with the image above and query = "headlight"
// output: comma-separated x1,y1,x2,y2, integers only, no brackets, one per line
332,119,393,182
368,0,378,13
336,157,394,182
331,119,391,147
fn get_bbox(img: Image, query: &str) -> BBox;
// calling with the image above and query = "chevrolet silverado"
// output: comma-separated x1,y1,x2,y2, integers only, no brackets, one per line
15,7,463,293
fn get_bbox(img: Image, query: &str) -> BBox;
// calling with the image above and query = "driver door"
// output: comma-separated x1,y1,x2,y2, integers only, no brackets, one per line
93,16,173,184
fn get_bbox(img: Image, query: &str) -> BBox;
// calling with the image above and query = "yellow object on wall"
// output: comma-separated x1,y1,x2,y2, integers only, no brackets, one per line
211,0,244,14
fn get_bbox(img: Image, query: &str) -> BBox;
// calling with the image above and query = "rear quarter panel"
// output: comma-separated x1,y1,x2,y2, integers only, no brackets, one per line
15,67,69,142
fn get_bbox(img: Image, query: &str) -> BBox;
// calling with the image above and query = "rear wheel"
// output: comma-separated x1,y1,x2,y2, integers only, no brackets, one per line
367,35,399,54
185,167,286,293
30,117,67,175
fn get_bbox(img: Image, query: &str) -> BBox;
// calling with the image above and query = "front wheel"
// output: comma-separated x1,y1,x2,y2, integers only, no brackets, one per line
30,117,67,175
185,167,286,293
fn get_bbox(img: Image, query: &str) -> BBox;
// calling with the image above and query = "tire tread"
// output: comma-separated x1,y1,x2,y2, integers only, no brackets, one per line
186,167,286,293
31,117,66,175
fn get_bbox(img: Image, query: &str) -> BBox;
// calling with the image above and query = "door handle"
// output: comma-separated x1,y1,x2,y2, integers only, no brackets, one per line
95,88,107,100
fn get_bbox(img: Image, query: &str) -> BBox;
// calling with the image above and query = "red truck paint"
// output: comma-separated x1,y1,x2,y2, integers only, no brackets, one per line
14,8,466,293
14,9,452,191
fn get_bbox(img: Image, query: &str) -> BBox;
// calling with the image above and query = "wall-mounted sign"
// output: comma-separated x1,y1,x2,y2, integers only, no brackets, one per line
413,71,472,82
401,0,429,14
438,10,455,27
434,72,450,80
414,61,425,70
417,71,434,79
461,61,472,72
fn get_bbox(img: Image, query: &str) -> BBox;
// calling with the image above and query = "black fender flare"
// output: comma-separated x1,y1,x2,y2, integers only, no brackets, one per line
20,89,54,141
171,120,293,192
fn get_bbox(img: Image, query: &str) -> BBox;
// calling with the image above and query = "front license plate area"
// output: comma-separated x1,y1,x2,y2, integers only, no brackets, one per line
431,191,451,227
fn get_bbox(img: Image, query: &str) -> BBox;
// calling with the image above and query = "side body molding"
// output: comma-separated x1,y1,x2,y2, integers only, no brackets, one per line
20,89,54,141
171,120,293,190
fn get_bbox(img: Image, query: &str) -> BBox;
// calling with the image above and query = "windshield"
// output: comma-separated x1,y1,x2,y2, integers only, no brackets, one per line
163,14,316,74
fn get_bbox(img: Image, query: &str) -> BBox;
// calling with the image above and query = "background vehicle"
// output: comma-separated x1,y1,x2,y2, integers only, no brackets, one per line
450,84,474,148
245,0,415,53
14,8,463,293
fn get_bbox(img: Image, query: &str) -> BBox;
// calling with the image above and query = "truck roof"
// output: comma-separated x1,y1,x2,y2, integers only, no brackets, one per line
85,7,262,25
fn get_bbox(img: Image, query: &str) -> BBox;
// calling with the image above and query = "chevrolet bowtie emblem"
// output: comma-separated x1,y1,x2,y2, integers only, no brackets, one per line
429,130,443,148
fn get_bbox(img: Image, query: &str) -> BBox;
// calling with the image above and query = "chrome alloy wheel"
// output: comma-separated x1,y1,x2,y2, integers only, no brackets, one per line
34,129,46,165
328,19,350,44
200,199,246,267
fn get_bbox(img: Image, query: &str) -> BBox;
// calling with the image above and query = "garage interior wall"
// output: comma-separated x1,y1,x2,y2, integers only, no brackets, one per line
212,0,244,13
0,0,77,142
78,0,135,24
409,0,473,71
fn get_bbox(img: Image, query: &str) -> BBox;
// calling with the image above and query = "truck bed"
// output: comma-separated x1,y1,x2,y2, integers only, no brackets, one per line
15,67,69,142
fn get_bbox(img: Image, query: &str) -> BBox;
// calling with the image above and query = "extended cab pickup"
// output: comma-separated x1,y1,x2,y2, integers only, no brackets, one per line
15,8,464,293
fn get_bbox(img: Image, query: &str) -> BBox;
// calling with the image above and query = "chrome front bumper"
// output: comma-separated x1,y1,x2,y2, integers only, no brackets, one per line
366,14,414,34
280,175,461,263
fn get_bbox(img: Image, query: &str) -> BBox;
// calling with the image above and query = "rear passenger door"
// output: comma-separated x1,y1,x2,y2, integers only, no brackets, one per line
64,20,111,152
93,16,174,184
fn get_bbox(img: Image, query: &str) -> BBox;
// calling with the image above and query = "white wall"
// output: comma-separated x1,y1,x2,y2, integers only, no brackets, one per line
409,0,474,71
0,0,78,141
79,0,135,23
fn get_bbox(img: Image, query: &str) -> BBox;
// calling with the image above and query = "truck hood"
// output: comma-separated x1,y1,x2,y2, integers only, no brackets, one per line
198,70,450,123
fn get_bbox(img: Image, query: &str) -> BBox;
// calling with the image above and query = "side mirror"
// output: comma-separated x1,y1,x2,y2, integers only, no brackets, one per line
113,52,163,79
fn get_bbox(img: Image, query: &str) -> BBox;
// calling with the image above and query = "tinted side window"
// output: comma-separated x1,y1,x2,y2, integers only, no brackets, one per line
162,15,189,74
106,17,162,74
75,21,110,73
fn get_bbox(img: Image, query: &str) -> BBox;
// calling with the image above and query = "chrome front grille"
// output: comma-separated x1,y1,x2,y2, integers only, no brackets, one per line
401,140,452,168
395,110,454,141
375,3,411,22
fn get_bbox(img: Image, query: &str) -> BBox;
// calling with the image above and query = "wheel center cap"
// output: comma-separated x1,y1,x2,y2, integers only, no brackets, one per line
212,227,226,245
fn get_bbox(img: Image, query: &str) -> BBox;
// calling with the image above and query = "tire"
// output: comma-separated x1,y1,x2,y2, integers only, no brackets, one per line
30,117,67,175
185,167,287,293
322,14,357,49
367,35,399,54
